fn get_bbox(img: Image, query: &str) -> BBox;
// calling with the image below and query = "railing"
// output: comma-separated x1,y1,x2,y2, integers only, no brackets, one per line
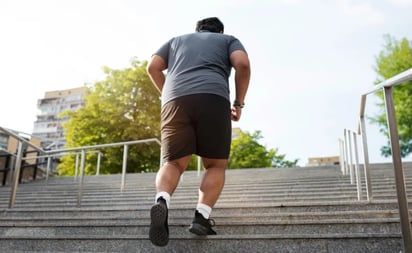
0,150,14,186
340,67,412,252
339,128,363,201
0,126,161,208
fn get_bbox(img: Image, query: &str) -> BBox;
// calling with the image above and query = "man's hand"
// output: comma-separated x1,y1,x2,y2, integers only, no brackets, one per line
231,106,242,121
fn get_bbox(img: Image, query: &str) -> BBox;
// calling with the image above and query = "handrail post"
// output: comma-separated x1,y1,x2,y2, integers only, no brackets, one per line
197,156,201,177
346,129,355,184
74,153,79,182
7,154,15,185
352,131,362,200
343,129,348,176
8,141,24,208
338,139,345,174
96,152,101,176
359,116,372,201
77,149,86,207
121,144,128,192
383,86,412,251
45,156,51,185
343,130,349,175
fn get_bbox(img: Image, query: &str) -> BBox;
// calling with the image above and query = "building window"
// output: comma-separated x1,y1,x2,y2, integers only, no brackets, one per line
0,134,8,150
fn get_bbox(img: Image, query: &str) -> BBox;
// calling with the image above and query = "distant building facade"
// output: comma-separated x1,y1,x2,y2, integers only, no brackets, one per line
307,156,340,166
32,87,87,150
0,132,8,150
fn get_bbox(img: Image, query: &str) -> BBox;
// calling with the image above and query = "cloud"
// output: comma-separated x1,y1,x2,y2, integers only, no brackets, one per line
277,0,303,4
337,0,385,25
387,0,412,7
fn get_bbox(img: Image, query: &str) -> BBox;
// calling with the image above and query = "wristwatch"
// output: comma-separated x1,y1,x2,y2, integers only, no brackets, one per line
233,100,245,108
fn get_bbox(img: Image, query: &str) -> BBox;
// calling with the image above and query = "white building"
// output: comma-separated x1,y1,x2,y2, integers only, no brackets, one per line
32,87,87,150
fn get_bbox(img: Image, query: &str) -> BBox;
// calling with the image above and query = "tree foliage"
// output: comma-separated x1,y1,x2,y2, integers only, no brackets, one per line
58,60,161,175
228,130,298,169
371,35,412,157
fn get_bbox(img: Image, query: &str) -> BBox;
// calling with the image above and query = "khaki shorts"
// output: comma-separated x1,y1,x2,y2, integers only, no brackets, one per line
161,94,232,162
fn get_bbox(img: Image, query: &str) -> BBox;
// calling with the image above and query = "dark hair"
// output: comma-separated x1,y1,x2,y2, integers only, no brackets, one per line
195,17,224,33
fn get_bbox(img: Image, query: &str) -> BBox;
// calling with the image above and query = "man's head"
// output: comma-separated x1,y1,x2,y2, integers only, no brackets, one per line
195,17,224,33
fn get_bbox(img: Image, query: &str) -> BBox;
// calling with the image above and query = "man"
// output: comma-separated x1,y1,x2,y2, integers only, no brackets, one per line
146,17,250,247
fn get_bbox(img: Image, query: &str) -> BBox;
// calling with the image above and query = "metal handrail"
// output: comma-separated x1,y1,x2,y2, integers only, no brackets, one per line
0,126,161,208
44,139,161,155
361,68,412,99
0,127,45,153
346,67,412,252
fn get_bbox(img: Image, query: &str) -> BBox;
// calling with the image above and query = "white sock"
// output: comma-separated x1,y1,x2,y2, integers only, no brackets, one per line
155,191,170,208
196,203,212,219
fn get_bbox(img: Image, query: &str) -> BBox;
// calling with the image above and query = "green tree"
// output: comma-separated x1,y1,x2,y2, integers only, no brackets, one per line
371,35,412,157
228,130,298,169
58,60,161,175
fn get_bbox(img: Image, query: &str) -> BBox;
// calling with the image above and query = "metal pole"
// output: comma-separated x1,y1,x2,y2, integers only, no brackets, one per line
347,129,354,184
8,155,16,185
74,153,79,182
121,145,128,192
359,116,372,201
352,132,362,201
383,86,412,251
338,139,345,174
197,156,201,177
343,130,349,175
45,156,51,185
9,141,24,208
77,149,86,207
96,152,101,176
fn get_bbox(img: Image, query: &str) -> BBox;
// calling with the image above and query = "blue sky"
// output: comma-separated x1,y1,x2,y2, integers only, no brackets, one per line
1,0,412,166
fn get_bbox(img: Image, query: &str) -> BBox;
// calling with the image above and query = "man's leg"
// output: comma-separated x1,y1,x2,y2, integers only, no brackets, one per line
198,158,227,208
149,155,191,247
189,158,227,235
155,155,192,203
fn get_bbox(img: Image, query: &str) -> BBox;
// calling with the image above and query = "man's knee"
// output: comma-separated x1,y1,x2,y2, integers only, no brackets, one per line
164,156,191,172
202,158,227,170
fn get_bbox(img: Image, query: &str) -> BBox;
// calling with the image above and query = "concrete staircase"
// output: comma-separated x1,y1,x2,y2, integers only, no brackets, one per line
0,163,411,253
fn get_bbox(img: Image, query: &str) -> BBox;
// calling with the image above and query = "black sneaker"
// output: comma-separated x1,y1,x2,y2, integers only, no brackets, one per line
188,210,217,235
149,197,169,246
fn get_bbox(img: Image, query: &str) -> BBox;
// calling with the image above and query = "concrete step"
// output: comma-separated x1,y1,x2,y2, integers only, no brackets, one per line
0,207,406,221
0,207,406,234
0,220,404,237
0,216,406,234
0,199,409,218
0,234,402,253
2,190,411,209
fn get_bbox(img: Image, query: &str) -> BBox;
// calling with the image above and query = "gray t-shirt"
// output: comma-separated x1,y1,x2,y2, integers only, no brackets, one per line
154,31,246,106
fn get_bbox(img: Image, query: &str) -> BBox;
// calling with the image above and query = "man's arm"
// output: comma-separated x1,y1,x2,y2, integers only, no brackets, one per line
146,55,167,94
230,50,251,121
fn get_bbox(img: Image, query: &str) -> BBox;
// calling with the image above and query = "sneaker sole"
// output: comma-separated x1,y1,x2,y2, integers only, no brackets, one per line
149,203,169,246
188,223,215,236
